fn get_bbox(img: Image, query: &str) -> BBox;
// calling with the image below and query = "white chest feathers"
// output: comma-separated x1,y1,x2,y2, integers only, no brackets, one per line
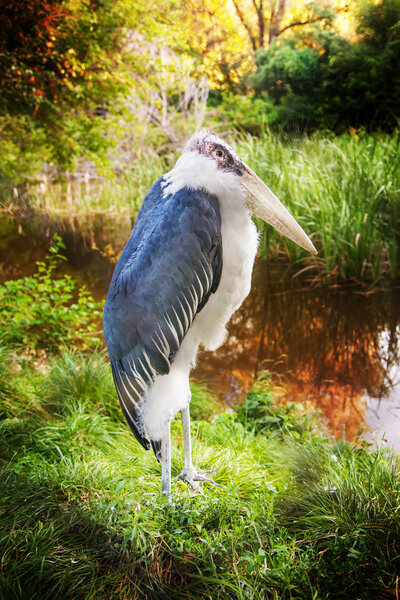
195,199,258,352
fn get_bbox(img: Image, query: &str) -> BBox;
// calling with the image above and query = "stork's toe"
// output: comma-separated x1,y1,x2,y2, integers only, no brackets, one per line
178,468,220,489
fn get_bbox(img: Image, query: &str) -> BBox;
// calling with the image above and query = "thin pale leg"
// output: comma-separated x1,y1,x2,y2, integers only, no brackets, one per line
161,426,172,502
178,403,217,488
181,403,195,476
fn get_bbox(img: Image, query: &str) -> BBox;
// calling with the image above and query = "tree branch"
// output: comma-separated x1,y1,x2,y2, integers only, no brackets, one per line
231,0,257,51
269,0,286,46
258,0,264,48
276,16,326,37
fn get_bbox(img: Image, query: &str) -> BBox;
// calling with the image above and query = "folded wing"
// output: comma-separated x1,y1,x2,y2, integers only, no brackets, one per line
103,180,222,453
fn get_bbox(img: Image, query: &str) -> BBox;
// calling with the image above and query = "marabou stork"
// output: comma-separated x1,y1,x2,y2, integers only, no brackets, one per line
103,130,317,498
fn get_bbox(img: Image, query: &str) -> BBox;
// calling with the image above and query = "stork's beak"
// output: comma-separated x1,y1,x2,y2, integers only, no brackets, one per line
241,166,317,255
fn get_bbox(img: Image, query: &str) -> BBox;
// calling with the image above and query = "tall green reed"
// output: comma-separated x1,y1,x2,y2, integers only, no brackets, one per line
237,130,400,285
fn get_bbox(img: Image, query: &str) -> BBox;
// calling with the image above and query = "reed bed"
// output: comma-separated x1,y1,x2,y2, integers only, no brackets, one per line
237,130,400,285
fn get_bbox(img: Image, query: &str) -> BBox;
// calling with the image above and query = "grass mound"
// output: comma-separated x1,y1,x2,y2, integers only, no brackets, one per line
0,350,399,599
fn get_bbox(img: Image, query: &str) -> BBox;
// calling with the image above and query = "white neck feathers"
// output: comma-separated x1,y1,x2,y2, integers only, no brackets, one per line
161,151,247,213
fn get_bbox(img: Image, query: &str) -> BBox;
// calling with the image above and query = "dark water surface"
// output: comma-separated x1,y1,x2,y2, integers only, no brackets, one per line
2,209,400,449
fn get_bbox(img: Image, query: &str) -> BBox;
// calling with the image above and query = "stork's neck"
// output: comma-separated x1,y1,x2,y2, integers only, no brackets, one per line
162,151,248,214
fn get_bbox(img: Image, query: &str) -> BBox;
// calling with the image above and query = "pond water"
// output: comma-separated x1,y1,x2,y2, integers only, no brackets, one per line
2,208,400,450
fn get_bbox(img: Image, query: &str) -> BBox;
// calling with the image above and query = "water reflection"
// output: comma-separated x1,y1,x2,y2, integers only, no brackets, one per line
194,260,400,446
1,210,400,448
0,208,133,298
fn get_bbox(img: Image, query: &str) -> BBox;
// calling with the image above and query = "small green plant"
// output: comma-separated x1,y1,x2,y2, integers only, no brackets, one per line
0,235,103,353
237,372,321,440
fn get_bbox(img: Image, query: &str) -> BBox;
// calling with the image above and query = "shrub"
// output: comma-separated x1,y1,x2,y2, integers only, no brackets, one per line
246,1,400,132
0,235,102,353
217,93,279,134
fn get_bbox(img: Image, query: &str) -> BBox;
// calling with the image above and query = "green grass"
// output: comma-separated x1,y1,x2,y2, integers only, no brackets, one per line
237,129,400,285
1,349,399,599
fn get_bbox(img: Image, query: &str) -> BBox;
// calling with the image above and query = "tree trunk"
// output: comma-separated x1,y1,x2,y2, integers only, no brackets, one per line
268,0,286,46
231,0,257,51
251,0,265,48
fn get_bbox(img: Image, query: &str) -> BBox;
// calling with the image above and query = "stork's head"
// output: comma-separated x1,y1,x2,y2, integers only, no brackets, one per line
164,130,317,255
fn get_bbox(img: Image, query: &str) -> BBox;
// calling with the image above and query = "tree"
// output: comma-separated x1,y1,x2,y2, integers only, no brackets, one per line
0,0,182,183
248,0,400,131
250,39,323,129
179,0,254,89
0,0,73,115
319,0,400,129
230,0,333,50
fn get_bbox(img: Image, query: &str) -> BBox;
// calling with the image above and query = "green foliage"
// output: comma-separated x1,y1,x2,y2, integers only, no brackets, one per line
250,41,322,130
0,0,72,115
0,235,102,352
319,0,400,130
237,373,321,439
0,116,52,187
0,349,399,599
246,0,400,131
0,0,185,184
216,93,278,134
0,0,123,182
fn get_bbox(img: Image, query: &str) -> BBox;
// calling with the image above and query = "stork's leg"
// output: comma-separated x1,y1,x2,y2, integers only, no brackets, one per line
181,403,195,476
161,425,172,502
178,404,218,489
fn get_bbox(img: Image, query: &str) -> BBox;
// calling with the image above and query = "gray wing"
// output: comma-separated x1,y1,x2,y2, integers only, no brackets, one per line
103,184,222,455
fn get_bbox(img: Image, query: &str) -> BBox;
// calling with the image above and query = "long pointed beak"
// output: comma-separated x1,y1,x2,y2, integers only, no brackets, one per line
241,166,317,255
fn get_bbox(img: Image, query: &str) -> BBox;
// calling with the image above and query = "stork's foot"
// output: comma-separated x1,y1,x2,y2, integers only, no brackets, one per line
178,468,220,490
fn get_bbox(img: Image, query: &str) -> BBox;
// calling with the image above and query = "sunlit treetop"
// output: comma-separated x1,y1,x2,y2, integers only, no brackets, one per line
180,0,358,89
179,0,254,89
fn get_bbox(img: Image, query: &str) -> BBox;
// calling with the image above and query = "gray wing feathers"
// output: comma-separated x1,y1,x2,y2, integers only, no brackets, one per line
103,185,222,451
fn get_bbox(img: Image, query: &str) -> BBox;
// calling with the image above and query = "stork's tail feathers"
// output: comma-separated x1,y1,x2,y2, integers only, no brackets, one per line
151,439,162,462
111,364,150,451
111,364,164,462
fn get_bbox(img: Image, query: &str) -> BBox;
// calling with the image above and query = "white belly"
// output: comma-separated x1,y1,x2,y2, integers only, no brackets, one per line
141,203,258,441
195,206,258,351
